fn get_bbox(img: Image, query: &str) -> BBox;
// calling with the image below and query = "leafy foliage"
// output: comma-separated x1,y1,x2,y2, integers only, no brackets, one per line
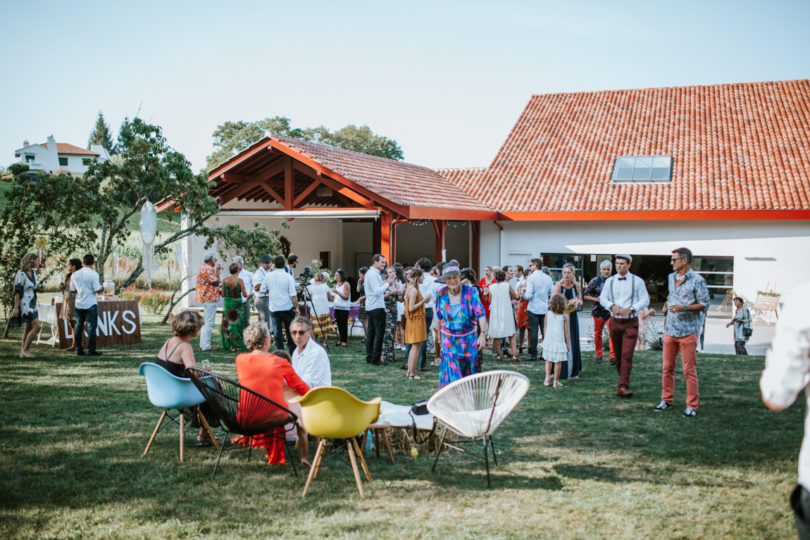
206,116,404,170
87,111,115,153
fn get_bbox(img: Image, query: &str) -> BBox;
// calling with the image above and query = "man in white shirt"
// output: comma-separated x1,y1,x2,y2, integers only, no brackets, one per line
262,255,299,354
253,254,273,335
70,253,103,356
364,254,390,365
523,258,554,362
599,254,650,398
760,282,810,538
232,256,253,325
290,316,331,467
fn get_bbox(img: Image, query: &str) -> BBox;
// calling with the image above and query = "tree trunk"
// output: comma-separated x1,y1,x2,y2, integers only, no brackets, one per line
161,289,195,325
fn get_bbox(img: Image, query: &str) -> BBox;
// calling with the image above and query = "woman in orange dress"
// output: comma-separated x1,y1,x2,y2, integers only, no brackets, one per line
404,268,430,380
235,323,310,465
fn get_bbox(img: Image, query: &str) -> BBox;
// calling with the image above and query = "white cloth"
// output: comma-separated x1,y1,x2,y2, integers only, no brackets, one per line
307,282,331,317
238,269,253,302
421,274,437,310
542,312,568,362
332,282,351,309
262,269,297,312
292,338,332,388
253,266,269,296
200,302,217,350
364,267,389,311
487,282,516,338
599,272,649,318
523,269,553,315
760,282,810,488
70,267,101,310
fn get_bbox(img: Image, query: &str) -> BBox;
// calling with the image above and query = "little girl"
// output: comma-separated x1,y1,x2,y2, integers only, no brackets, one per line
636,306,656,351
543,293,570,388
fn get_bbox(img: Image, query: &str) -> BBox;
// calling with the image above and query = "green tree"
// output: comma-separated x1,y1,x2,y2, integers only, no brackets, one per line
87,111,115,153
206,117,403,170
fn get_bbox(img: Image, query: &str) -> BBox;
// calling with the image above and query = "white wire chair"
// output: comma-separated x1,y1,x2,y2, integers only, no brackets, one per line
427,370,530,487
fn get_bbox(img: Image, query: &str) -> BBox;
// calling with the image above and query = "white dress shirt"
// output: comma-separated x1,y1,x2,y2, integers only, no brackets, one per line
261,268,297,312
292,338,332,388
421,273,437,310
70,267,101,310
599,272,650,318
238,269,253,302
760,282,810,488
253,266,269,296
364,267,389,311
523,270,553,315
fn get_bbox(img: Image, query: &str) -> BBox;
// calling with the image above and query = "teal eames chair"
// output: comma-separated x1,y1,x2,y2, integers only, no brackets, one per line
139,362,220,462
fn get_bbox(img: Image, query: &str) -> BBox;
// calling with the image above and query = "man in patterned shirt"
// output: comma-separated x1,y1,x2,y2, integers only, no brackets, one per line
654,247,710,417
196,252,222,351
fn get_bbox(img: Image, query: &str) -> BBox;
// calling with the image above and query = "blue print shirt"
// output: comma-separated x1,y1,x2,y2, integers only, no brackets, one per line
664,270,710,338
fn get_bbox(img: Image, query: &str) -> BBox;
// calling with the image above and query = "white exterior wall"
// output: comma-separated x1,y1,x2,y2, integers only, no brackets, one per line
14,135,104,174
480,220,810,301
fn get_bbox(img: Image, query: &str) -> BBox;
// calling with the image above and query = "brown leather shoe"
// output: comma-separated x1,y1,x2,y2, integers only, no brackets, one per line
616,386,633,398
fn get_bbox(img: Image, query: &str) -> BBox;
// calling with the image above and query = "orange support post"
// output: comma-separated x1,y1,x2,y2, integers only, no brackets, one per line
380,212,392,263
433,220,447,264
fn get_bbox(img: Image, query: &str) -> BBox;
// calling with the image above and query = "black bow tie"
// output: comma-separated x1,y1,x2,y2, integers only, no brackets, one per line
618,277,627,281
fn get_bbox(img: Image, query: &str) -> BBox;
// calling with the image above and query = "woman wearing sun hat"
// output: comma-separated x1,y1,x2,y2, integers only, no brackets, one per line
434,261,488,387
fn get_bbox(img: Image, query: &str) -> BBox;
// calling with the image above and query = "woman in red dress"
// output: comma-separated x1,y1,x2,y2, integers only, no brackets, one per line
478,266,495,320
235,323,310,465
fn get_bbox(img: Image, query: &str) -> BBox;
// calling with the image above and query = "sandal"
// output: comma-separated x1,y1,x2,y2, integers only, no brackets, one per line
512,355,519,362
544,378,551,387
412,374,422,380
554,381,564,388
495,354,502,362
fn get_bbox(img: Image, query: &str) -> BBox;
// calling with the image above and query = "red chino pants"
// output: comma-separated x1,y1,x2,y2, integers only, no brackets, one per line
609,317,638,389
661,333,699,410
593,317,614,361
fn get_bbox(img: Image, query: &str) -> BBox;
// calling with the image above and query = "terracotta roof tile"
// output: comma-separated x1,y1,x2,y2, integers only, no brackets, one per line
42,142,99,156
459,80,810,212
272,135,492,212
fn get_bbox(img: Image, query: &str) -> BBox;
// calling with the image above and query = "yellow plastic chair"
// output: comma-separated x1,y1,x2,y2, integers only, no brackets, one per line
289,387,381,497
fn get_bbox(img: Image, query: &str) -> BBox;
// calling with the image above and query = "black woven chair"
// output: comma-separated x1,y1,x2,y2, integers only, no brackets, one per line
188,368,299,480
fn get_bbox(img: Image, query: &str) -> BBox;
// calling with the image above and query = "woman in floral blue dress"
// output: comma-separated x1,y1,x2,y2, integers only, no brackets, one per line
434,262,488,387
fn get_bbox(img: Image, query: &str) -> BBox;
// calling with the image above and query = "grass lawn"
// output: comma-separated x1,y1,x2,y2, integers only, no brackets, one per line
0,317,802,539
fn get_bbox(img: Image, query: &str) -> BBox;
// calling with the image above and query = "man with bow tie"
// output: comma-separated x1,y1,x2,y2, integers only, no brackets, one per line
599,254,650,398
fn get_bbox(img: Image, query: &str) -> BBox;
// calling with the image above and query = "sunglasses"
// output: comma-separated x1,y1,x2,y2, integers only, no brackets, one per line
290,330,309,335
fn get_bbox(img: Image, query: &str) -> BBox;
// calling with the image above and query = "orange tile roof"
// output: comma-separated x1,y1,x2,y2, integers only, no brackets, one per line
460,80,810,213
42,142,99,156
271,135,492,212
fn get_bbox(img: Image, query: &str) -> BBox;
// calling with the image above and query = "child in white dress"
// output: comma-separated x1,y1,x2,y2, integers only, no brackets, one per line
543,293,571,388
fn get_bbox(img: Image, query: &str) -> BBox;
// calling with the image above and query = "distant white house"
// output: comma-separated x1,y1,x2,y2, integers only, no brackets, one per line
13,135,109,175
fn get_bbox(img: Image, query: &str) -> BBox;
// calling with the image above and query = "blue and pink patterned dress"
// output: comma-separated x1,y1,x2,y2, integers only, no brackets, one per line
435,284,486,387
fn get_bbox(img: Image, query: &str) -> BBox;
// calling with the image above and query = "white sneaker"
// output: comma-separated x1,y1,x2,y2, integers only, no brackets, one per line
683,407,697,417
654,401,672,412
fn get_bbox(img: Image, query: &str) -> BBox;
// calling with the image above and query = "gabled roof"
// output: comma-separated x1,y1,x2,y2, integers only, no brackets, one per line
461,80,810,219
208,134,495,220
15,142,98,156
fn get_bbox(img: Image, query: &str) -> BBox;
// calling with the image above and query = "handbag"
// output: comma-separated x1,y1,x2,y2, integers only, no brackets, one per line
411,399,429,416
743,326,753,338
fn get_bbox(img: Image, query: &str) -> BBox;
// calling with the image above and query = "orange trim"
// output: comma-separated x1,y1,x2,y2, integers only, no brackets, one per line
407,207,498,221
267,139,408,216
208,142,272,176
380,212,392,263
497,210,810,221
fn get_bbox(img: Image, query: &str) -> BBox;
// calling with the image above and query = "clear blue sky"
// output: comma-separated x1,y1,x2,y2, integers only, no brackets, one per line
2,0,808,172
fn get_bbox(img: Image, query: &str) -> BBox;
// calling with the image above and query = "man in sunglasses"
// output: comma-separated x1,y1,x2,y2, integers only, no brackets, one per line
655,247,710,417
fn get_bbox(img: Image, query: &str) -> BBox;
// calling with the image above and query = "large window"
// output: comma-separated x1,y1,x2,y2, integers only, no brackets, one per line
25,154,35,163
58,157,68,167
611,155,672,183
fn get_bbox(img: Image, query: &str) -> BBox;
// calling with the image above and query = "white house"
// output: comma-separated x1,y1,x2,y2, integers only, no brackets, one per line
14,135,109,175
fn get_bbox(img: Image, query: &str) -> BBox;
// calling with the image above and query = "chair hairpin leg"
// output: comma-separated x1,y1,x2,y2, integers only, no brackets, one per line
432,427,448,472
489,436,497,467
179,413,185,463
212,433,229,481
302,439,327,497
286,440,298,476
143,411,168,457
347,440,365,498
351,438,372,482
483,435,491,489
196,407,220,451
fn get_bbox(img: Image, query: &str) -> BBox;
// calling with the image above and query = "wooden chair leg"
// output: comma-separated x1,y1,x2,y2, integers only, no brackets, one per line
302,439,326,497
360,431,368,456
351,438,372,482
312,438,324,481
374,430,381,458
143,411,167,456
179,413,185,463
381,429,394,464
347,440,365,498
196,407,220,451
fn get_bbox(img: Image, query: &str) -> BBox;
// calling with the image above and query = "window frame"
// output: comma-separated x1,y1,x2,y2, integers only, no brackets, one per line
58,156,69,167
611,155,672,184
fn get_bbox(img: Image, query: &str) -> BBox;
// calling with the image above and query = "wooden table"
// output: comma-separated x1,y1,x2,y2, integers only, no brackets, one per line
360,423,395,464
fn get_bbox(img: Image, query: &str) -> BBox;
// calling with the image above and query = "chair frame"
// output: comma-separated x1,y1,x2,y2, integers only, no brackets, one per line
140,363,221,463
188,368,299,480
429,371,529,488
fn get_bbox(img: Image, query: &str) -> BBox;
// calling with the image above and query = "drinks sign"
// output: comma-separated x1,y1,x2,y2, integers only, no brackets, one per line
55,301,142,349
